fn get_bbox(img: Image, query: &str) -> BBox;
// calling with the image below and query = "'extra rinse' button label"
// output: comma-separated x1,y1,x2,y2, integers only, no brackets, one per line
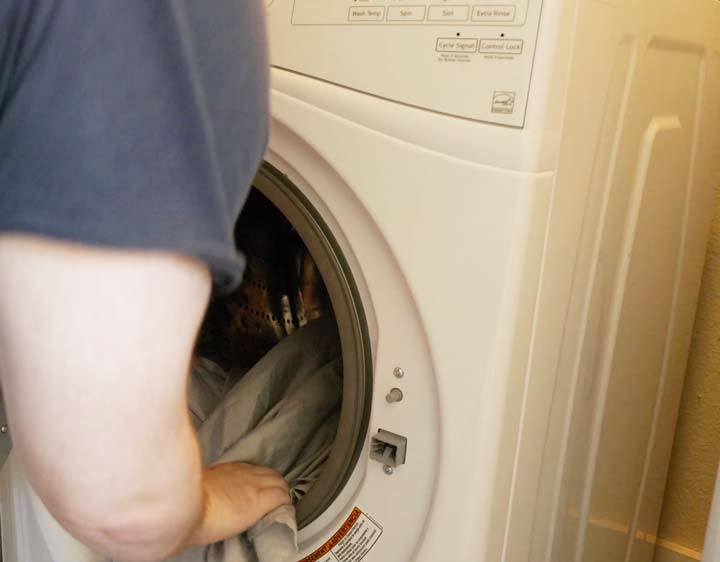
471,5,517,22
348,6,385,21
436,37,479,52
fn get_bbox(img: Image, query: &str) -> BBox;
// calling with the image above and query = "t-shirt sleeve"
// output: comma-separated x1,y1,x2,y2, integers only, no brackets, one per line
0,0,269,290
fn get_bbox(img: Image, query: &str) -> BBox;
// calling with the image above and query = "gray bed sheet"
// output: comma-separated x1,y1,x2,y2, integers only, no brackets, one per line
166,318,342,562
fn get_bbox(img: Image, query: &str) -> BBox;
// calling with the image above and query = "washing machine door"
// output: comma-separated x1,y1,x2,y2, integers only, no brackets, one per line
263,114,440,561
246,163,375,530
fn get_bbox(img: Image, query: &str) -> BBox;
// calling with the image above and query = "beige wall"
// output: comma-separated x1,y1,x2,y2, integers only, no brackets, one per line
657,186,720,557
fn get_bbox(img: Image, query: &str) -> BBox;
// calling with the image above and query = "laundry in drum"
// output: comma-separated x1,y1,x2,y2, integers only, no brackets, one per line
169,320,342,562
167,190,344,562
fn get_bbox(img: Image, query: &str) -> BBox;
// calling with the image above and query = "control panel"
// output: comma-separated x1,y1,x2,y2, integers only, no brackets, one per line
267,0,544,126
293,1,529,26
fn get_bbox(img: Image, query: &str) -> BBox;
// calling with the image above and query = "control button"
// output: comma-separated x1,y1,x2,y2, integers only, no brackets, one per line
479,38,524,54
436,37,479,53
387,5,426,22
386,388,404,403
427,5,470,22
471,5,517,22
348,6,386,21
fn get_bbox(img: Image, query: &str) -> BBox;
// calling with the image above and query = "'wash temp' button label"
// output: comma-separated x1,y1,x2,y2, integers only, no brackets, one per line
348,6,386,21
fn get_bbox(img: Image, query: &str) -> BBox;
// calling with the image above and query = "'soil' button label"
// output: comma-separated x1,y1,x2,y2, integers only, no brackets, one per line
428,5,470,21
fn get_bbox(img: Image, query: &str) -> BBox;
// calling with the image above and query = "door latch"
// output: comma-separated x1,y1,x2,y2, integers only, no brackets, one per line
371,429,407,469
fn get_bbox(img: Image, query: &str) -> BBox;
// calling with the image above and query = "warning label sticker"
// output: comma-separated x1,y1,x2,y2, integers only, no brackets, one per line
298,507,383,562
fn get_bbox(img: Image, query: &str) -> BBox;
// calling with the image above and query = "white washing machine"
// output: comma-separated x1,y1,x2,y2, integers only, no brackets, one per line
261,0,720,561
2,1,720,561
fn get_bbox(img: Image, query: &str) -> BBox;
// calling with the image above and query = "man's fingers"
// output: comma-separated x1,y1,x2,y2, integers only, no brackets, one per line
225,463,289,489
212,462,290,499
193,462,295,545
261,477,290,494
259,486,293,510
225,463,281,477
248,464,280,476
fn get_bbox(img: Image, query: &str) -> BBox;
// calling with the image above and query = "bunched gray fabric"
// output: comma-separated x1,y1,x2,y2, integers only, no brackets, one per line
166,319,342,562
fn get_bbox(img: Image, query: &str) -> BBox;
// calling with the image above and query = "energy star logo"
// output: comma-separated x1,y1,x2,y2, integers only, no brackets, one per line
491,91,516,114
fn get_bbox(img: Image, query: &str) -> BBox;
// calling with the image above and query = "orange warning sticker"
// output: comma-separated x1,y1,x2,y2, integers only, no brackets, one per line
298,507,383,562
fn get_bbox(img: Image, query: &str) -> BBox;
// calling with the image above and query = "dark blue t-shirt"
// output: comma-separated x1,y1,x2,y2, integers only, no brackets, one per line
0,1,268,290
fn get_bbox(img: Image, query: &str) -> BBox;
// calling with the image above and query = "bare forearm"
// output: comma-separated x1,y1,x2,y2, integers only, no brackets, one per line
0,237,290,561
21,415,205,561
0,236,214,560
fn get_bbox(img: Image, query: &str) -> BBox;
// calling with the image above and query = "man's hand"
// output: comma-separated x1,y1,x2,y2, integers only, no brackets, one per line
190,463,291,546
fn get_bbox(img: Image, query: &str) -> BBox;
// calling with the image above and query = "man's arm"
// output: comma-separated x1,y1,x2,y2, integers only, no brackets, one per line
0,235,289,561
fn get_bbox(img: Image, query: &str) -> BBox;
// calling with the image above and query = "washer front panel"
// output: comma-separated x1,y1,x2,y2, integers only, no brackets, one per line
266,0,544,127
